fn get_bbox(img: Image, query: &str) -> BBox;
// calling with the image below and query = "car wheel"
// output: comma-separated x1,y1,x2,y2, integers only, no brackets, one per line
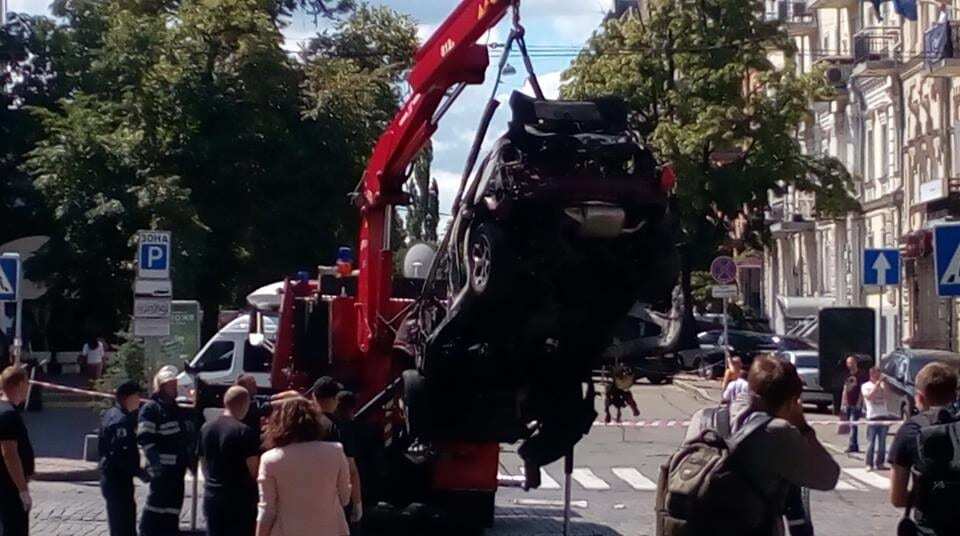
402,370,431,438
466,223,508,299
816,403,830,413
691,357,702,374
647,374,667,385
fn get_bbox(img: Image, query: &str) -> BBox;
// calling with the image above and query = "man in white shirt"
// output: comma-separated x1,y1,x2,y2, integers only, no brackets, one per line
721,369,750,405
861,366,892,471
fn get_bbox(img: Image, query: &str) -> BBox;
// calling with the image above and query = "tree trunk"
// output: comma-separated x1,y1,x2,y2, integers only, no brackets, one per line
678,244,700,351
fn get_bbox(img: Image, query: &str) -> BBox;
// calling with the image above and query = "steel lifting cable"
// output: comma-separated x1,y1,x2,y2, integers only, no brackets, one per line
419,2,546,296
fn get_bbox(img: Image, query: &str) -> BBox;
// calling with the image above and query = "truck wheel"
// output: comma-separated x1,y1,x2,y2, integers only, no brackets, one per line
402,370,431,438
466,224,508,299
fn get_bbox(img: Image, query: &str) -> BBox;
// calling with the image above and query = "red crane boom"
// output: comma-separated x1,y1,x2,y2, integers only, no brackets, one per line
355,0,514,354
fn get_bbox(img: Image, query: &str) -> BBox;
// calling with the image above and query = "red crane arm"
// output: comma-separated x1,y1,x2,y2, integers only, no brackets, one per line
356,0,515,352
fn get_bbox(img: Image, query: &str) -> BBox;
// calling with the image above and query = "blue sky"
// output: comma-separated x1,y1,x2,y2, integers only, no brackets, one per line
9,0,612,216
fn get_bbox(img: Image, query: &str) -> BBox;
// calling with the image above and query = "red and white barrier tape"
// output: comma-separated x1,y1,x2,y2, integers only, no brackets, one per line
26,378,910,428
591,418,904,428
29,379,115,400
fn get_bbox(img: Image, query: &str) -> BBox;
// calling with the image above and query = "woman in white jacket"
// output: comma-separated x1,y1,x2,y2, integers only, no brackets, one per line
256,397,351,536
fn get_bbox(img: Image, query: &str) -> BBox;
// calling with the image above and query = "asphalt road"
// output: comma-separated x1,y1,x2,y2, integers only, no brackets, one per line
25,380,901,536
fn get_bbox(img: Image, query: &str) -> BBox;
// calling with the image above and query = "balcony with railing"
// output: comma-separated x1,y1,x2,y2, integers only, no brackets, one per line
766,2,818,36
924,21,960,77
852,31,901,77
768,193,817,236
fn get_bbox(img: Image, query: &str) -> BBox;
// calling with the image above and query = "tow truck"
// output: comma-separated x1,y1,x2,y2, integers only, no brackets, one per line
208,0,683,530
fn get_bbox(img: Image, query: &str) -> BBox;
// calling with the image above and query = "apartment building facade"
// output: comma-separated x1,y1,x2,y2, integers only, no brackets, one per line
764,0,960,354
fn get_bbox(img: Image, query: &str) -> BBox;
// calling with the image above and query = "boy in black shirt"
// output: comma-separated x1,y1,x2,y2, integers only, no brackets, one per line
888,362,959,535
200,385,260,536
0,366,35,536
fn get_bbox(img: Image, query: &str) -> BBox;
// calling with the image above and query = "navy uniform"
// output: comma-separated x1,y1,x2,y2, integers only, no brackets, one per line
137,367,196,536
98,382,143,536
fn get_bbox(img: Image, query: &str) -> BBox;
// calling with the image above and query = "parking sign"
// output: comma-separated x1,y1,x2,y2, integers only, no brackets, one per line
137,230,171,279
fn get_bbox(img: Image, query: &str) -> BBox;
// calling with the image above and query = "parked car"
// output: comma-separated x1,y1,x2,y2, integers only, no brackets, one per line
776,350,833,412
679,330,816,378
880,349,960,418
601,304,680,384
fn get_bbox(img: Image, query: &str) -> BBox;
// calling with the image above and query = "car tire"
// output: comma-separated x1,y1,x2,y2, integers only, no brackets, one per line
466,223,508,299
816,403,830,413
647,374,667,385
402,369,432,438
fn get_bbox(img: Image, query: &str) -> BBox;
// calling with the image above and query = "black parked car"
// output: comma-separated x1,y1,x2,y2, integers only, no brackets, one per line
880,349,960,418
679,330,817,378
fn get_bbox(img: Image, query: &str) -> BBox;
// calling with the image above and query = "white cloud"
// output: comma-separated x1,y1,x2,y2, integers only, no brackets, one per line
521,70,565,100
431,168,463,215
6,0,50,15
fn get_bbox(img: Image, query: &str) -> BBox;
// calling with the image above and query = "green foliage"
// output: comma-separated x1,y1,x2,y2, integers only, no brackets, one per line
95,336,147,401
562,0,859,270
8,0,418,337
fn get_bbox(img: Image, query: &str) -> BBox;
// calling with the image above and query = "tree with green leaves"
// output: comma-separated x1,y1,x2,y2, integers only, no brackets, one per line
405,143,440,244
20,0,418,337
562,0,858,345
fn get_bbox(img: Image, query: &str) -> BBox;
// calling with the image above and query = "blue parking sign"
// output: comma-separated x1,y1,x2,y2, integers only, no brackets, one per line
0,254,20,301
863,249,900,286
934,224,960,296
137,230,171,279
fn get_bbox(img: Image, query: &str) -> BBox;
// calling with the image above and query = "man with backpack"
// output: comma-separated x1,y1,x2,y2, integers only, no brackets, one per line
663,356,839,536
888,362,959,536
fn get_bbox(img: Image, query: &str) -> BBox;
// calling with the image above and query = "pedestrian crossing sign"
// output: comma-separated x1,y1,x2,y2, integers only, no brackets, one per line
0,254,20,302
934,224,960,296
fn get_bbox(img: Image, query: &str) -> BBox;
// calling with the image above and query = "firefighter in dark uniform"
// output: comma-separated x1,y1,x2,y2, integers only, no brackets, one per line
98,381,146,536
137,366,196,536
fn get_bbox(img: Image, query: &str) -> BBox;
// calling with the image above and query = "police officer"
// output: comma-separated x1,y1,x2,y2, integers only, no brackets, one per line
138,366,196,536
98,381,145,536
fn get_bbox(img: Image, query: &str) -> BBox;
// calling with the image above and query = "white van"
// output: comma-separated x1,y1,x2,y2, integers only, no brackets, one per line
176,283,282,414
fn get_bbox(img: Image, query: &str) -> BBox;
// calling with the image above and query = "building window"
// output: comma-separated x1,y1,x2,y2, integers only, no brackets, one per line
880,124,889,179
953,125,960,177
867,129,876,184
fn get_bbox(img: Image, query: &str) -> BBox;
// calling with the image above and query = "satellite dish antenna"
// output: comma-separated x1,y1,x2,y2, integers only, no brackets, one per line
403,243,436,279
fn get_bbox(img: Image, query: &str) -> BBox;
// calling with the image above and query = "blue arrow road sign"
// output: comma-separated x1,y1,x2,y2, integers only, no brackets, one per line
0,254,21,301
864,249,901,286
934,224,960,296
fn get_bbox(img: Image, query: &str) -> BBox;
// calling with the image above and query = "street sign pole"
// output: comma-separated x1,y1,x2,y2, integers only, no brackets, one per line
722,296,729,363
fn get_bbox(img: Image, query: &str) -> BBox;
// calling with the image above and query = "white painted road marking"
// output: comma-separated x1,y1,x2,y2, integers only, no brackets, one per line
834,478,866,491
572,468,611,490
514,498,588,509
612,467,657,491
517,465,561,490
843,468,891,490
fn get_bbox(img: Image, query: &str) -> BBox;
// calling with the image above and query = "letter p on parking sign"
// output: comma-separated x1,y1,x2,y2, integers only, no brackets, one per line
137,230,171,280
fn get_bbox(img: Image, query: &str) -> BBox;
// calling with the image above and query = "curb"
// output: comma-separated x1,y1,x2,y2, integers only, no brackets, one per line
32,458,100,482
673,378,716,403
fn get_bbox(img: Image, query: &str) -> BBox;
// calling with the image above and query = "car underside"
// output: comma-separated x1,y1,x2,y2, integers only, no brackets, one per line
394,91,682,483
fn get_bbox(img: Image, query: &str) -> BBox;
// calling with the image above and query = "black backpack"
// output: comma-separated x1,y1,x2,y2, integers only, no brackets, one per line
904,409,960,535
656,408,775,536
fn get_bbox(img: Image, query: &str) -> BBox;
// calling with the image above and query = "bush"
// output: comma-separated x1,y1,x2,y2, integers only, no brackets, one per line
95,336,149,401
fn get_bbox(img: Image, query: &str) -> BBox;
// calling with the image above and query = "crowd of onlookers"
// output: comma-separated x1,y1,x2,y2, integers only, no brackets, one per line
0,363,363,536
663,353,960,536
1,350,958,536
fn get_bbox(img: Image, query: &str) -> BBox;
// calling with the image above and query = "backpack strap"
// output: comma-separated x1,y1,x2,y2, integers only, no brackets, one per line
698,405,734,440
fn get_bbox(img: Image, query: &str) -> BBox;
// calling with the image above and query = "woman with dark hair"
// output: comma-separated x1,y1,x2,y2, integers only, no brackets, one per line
255,397,351,536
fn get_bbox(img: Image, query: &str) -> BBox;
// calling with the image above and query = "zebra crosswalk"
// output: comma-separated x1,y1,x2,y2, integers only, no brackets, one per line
498,464,891,493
